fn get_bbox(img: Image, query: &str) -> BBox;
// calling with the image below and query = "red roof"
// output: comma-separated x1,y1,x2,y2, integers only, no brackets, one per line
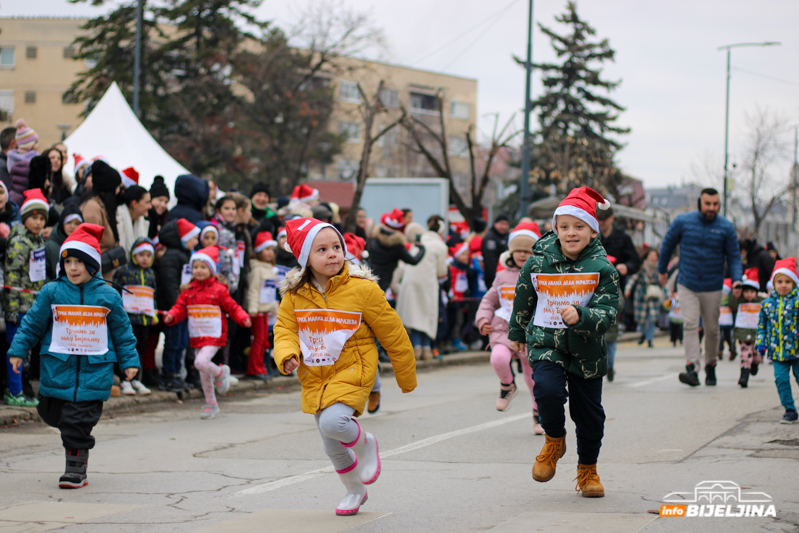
306,180,356,209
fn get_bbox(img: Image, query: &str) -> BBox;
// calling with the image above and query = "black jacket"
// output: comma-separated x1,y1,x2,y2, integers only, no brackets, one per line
167,174,209,224
0,152,9,192
481,227,508,288
368,226,426,292
744,241,775,291
156,220,192,310
600,225,640,290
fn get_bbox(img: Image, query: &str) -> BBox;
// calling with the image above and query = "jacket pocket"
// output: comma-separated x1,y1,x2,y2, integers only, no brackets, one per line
40,354,74,392
82,359,115,392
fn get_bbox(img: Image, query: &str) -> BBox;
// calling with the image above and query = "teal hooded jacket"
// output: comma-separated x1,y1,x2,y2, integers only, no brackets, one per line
7,274,139,402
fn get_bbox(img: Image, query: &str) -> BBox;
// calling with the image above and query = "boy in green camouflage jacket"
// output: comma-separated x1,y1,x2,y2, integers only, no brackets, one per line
3,189,48,407
509,187,619,498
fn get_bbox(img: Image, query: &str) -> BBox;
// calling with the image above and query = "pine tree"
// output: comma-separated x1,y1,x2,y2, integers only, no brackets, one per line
521,1,629,196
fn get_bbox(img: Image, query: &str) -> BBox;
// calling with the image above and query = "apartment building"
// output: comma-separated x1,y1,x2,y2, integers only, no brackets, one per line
0,17,478,189
0,17,87,147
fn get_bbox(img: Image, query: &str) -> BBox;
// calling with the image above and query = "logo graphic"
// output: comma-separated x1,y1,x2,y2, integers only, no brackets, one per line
660,481,776,518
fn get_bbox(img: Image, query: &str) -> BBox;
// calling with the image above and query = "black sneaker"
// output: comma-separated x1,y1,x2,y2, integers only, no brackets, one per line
705,364,717,386
780,410,798,424
738,368,750,388
679,363,700,387
607,367,615,382
59,449,88,489
162,373,186,393
750,362,759,376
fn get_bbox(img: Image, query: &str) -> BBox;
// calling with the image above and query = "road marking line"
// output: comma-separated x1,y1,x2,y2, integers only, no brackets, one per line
629,373,674,388
235,412,529,496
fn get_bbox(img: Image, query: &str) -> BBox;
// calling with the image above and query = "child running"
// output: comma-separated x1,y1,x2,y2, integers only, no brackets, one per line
756,258,799,424
164,246,251,419
274,217,416,516
476,222,544,435
729,268,765,388
508,187,619,498
7,223,139,488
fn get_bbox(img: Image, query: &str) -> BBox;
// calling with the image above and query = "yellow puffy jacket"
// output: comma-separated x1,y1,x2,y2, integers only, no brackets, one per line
274,262,417,417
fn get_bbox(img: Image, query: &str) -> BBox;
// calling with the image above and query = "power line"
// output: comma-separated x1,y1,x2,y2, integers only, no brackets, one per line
409,0,522,67
732,66,799,88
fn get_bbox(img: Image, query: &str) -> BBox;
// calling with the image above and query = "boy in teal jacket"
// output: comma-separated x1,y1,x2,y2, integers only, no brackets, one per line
509,187,619,498
7,223,139,489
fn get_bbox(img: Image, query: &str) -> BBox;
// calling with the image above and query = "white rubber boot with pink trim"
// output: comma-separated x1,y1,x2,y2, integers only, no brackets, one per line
341,420,381,485
335,461,368,516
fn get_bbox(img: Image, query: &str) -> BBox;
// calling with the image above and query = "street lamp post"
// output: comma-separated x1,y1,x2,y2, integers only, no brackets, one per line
718,41,780,218
792,124,798,227
518,0,534,220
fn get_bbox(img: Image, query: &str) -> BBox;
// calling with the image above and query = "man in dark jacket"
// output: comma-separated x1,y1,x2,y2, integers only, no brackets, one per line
658,188,742,388
0,127,15,190
369,224,426,292
167,174,209,224
481,214,510,288
597,207,641,291
740,238,775,292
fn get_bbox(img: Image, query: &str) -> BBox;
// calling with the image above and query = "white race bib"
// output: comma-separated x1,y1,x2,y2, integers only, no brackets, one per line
50,305,110,355
237,241,246,267
181,264,192,286
260,279,277,304
122,286,156,316
735,303,761,330
275,265,291,285
477,273,487,293
187,305,222,338
494,285,515,322
454,272,468,293
231,248,241,276
30,247,46,282
668,298,681,320
719,306,734,327
531,272,600,329
296,309,362,366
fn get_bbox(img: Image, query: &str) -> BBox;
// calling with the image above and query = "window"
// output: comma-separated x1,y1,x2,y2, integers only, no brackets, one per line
339,81,361,103
375,127,397,147
0,91,14,115
448,136,468,158
379,89,399,108
336,159,359,180
338,121,361,143
450,101,470,120
63,46,76,59
0,48,14,68
24,91,36,104
410,92,440,115
26,46,37,59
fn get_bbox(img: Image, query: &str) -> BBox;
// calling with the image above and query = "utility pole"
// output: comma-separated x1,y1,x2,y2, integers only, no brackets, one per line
518,0,534,220
133,0,143,117
793,125,798,227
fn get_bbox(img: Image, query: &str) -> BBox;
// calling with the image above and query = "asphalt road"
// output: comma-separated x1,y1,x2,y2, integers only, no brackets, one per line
1,339,798,533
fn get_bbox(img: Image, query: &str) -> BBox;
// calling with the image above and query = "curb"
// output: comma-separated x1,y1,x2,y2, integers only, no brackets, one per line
1,351,491,426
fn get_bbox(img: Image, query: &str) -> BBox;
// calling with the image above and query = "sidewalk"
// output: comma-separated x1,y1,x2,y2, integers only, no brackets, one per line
0,350,491,426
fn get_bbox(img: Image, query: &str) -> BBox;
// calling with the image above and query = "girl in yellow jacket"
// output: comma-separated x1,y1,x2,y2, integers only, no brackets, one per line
274,218,417,516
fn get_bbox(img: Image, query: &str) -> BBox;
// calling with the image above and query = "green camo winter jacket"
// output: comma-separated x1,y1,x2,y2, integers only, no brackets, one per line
508,231,620,379
4,223,45,315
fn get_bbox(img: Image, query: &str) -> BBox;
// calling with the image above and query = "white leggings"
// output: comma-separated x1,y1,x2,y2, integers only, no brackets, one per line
194,346,222,406
314,403,361,472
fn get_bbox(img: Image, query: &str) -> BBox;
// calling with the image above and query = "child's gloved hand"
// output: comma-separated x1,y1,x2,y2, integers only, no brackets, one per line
4,311,19,326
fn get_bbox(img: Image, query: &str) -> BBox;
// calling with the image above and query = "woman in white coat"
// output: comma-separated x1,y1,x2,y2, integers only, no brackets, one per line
395,217,449,360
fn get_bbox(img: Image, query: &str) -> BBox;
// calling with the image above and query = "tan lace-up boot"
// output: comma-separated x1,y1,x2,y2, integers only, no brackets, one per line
574,463,604,497
532,431,567,482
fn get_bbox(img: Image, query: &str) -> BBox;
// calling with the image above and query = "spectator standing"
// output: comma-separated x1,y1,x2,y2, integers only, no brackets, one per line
369,208,426,293
116,185,151,254
740,238,775,292
624,248,663,349
658,188,742,387
42,148,72,205
44,205,83,280
481,214,510,288
0,181,21,229
249,182,281,236
597,207,641,330
147,175,170,240
0,127,16,189
5,119,39,173
167,174,209,224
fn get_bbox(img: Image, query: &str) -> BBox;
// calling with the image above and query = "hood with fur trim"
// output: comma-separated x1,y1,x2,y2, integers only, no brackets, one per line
372,225,406,248
279,261,379,296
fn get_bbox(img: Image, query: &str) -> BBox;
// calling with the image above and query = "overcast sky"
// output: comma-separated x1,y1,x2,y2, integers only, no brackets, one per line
3,0,798,190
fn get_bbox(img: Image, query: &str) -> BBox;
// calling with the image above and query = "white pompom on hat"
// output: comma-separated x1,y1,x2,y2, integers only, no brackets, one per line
552,186,610,234
284,217,347,271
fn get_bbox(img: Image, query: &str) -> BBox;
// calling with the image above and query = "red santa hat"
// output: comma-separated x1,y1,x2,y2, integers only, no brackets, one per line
21,188,49,221
59,223,104,274
607,255,618,266
742,267,760,290
552,187,610,234
381,208,405,230
277,227,287,241
771,257,799,286
177,219,200,246
451,242,469,261
344,233,367,265
191,246,219,276
290,184,320,203
723,278,732,294
121,167,140,188
468,236,483,260
284,217,347,271
73,154,90,175
254,231,277,253
132,240,155,257
508,222,541,253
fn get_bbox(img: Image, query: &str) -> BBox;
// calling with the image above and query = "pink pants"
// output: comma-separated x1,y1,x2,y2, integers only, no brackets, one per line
194,346,222,406
490,344,536,409
738,340,762,370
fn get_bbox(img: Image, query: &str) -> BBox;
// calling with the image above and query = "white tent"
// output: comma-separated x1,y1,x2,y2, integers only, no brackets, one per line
64,82,190,192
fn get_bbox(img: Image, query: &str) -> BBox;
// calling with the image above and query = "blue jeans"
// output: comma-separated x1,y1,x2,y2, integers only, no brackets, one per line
409,329,431,348
5,312,26,396
606,341,617,369
162,322,188,375
643,319,656,342
774,359,799,412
